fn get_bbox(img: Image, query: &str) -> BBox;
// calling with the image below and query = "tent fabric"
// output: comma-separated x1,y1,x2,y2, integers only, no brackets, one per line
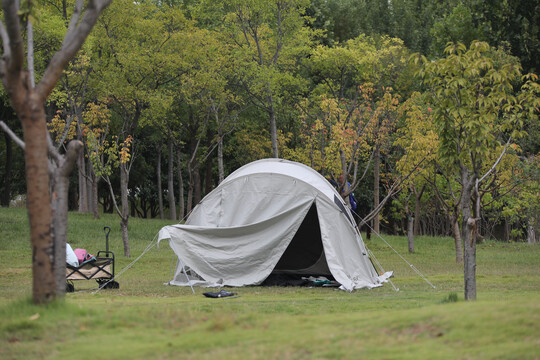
158,158,391,291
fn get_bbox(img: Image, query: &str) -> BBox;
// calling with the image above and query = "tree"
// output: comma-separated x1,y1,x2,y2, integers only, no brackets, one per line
394,92,438,253
90,0,187,255
417,41,540,300
296,35,416,229
0,0,111,304
215,0,312,158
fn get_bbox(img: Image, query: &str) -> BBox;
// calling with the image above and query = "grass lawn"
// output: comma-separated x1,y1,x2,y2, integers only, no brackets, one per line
1,207,539,359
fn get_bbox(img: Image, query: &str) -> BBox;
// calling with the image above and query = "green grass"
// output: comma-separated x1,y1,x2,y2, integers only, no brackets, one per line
1,207,540,359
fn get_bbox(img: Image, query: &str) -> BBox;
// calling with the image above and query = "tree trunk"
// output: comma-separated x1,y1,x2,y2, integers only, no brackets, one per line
217,133,224,183
527,217,537,244
87,160,94,214
412,184,425,236
407,216,414,253
91,168,99,219
76,103,88,214
177,148,184,220
77,147,88,212
504,217,511,242
21,102,56,304
373,145,380,234
404,196,414,253
167,140,176,220
156,143,163,219
267,94,279,158
120,163,131,257
186,183,193,215
462,173,476,301
1,131,12,206
187,157,194,215
194,162,202,205
52,140,83,297
452,217,464,263
205,155,213,195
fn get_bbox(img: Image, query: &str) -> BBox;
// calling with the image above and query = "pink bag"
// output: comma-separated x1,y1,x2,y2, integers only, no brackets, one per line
74,249,87,264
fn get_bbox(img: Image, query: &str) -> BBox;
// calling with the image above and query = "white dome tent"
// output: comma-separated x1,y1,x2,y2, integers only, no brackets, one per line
158,158,392,291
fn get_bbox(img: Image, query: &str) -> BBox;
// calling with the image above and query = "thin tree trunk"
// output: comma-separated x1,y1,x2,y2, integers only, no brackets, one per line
177,148,184,220
120,163,131,257
404,195,414,253
267,94,279,158
413,184,425,236
91,168,99,219
373,145,380,233
77,148,88,212
76,106,88,212
527,217,537,244
186,180,193,215
156,143,163,219
205,154,213,195
1,131,12,206
27,21,35,87
462,173,476,301
504,217,511,242
194,162,202,205
217,133,224,183
407,216,414,253
452,217,464,263
87,160,94,214
167,140,176,220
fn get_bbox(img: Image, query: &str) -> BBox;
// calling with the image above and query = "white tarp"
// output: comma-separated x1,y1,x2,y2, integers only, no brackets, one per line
158,158,391,291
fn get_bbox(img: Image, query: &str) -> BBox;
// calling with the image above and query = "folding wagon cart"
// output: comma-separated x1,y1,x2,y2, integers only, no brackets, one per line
66,226,120,292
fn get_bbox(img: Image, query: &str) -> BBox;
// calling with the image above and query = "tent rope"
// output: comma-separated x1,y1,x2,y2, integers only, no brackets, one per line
92,233,159,295
354,211,436,289
367,248,399,292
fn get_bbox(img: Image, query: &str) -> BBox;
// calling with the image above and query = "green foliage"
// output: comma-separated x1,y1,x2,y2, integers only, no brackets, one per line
429,4,484,58
3,0,538,240
417,41,538,174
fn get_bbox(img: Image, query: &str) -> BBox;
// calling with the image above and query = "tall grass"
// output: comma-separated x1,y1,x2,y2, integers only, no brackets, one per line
1,207,539,359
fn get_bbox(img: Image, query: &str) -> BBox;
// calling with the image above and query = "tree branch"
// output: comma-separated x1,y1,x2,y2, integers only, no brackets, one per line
58,140,83,177
478,138,512,184
0,19,10,61
1,0,24,74
36,0,112,100
64,0,85,45
358,155,429,226
0,120,25,150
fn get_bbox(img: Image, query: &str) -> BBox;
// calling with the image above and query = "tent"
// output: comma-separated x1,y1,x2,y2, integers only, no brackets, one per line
158,158,392,291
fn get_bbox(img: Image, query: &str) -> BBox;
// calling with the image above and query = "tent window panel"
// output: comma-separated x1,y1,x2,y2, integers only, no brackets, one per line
274,203,324,270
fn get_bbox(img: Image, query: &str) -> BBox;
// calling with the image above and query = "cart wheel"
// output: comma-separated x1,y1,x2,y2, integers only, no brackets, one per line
97,280,120,290
66,283,74,293
107,281,120,289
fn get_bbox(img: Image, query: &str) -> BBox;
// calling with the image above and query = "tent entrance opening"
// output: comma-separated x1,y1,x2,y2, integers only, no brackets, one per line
272,203,331,275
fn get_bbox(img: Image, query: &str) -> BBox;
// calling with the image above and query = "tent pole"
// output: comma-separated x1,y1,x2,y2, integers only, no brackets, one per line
179,257,196,294
167,255,177,285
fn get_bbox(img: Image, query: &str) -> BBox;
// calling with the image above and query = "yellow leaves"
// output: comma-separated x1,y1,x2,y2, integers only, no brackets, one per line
84,102,111,128
395,94,438,183
47,110,77,144
82,101,133,177
119,135,133,164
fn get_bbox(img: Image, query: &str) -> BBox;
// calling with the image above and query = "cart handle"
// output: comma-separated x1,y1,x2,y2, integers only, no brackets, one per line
104,226,111,254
